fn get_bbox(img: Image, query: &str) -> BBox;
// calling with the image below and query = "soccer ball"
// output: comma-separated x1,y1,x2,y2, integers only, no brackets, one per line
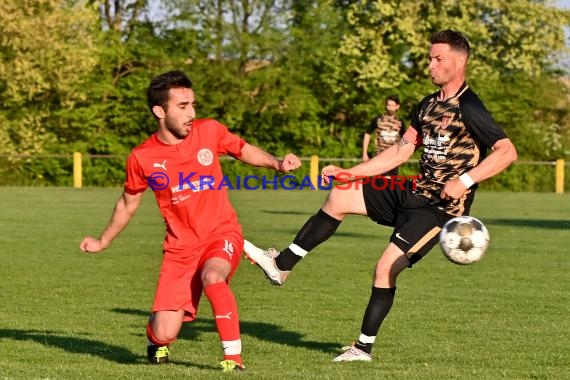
439,216,490,265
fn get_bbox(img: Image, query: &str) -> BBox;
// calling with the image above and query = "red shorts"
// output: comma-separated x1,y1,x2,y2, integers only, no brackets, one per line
151,230,243,322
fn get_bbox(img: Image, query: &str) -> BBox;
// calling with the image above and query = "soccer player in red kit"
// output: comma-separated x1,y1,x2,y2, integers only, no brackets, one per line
79,70,301,372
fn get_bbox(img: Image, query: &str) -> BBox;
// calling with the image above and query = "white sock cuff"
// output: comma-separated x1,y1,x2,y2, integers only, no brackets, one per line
289,243,308,257
358,333,376,344
221,339,242,355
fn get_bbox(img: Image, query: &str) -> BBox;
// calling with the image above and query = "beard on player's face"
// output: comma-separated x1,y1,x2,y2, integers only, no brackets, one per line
165,117,189,139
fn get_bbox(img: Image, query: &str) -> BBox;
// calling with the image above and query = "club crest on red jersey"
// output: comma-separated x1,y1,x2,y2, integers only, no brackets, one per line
197,148,213,166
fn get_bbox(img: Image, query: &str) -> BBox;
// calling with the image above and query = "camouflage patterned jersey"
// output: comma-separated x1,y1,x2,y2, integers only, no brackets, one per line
367,114,405,155
410,82,508,216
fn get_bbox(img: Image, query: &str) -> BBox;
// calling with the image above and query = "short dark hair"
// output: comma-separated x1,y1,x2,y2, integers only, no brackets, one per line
147,70,193,114
431,30,470,57
386,94,400,105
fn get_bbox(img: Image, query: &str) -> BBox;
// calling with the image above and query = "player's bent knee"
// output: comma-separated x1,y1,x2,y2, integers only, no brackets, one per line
200,257,232,286
201,270,228,287
374,245,409,286
147,322,178,346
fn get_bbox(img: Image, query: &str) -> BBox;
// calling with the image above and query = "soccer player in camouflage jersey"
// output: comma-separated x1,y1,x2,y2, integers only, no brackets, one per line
244,30,517,362
362,95,406,176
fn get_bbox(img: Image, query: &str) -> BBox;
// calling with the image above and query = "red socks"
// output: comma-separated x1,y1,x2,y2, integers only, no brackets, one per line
204,282,242,366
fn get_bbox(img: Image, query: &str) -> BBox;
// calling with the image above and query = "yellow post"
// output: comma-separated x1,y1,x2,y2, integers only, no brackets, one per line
310,155,319,190
555,159,564,194
73,152,82,188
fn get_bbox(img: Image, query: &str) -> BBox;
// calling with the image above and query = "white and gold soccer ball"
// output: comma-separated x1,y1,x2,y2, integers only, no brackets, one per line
439,216,490,265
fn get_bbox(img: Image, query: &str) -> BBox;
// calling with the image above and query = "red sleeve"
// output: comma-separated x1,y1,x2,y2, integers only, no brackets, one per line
214,120,246,158
124,151,147,194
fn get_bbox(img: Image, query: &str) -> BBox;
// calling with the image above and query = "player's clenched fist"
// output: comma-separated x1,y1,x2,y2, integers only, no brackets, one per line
279,153,302,172
320,165,343,186
79,236,105,253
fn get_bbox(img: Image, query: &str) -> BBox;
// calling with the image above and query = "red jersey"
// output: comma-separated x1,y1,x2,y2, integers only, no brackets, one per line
124,119,246,252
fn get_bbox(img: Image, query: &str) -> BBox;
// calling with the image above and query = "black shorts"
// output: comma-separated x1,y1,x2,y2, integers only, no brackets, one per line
382,167,399,177
362,178,453,265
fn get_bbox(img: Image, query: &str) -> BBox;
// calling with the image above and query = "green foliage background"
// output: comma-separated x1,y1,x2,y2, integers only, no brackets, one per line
0,0,569,190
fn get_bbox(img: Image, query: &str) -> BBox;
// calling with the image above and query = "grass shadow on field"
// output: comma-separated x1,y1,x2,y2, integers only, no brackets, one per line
113,307,149,317
485,218,570,230
239,320,339,353
113,308,339,354
182,319,340,354
0,328,140,364
279,228,379,240
0,326,221,370
260,210,313,216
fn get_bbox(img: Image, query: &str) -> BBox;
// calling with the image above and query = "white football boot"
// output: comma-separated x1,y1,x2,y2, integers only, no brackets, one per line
243,240,289,285
332,345,372,362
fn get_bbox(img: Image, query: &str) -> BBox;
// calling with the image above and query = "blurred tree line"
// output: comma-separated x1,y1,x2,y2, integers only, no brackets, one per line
0,0,569,189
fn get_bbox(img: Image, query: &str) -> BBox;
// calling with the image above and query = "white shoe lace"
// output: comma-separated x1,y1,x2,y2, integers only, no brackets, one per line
264,247,280,258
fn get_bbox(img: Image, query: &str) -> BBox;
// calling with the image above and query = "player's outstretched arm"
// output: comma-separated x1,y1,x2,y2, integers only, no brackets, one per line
441,138,517,200
238,143,302,173
321,127,418,185
465,138,517,183
80,191,144,253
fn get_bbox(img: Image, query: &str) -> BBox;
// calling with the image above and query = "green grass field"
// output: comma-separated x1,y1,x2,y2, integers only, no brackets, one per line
0,188,568,379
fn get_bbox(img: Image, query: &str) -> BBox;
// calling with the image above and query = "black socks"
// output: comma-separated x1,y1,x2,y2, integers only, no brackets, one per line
275,209,341,271
354,287,396,354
